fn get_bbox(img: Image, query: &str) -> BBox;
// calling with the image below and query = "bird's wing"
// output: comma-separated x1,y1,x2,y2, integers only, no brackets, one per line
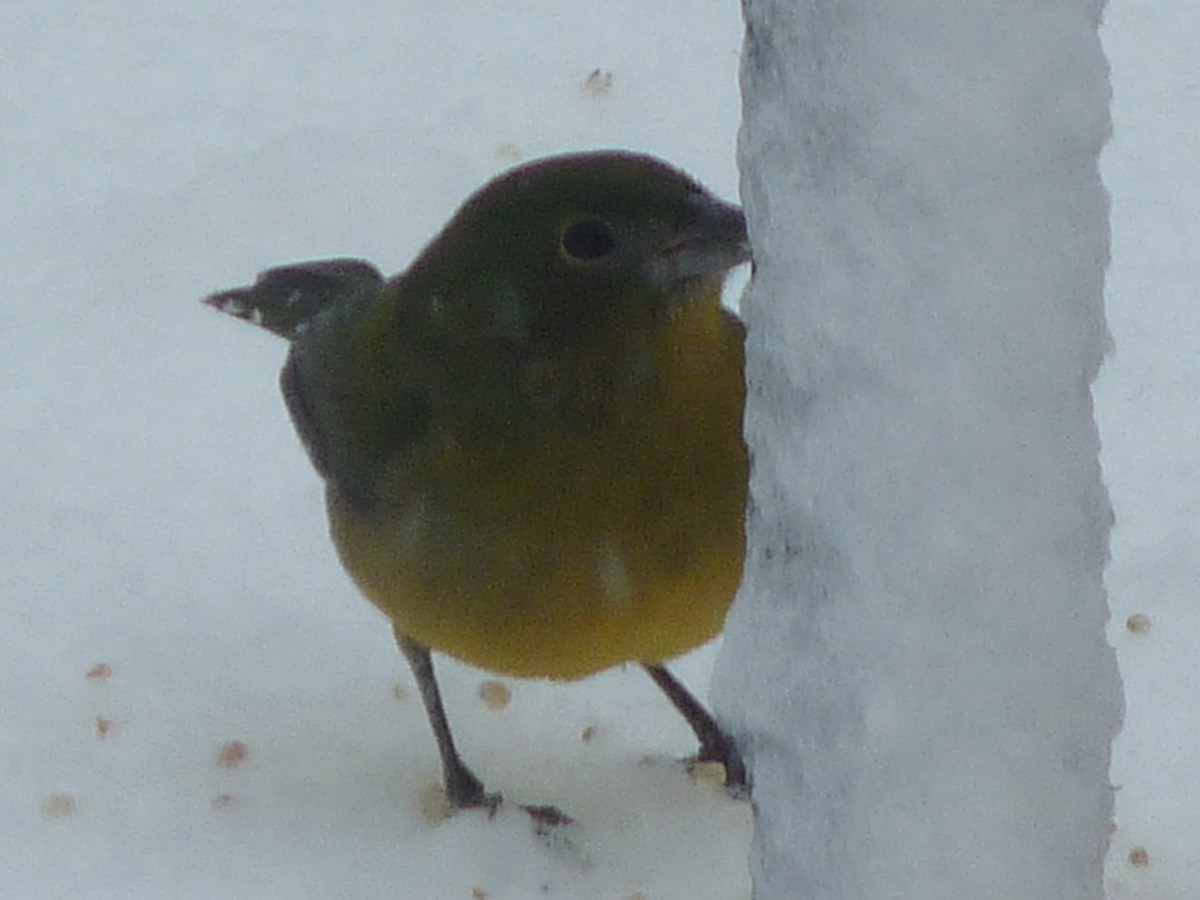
277,279,433,509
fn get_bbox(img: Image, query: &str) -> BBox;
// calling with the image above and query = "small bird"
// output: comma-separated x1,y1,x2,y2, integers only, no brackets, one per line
206,151,750,817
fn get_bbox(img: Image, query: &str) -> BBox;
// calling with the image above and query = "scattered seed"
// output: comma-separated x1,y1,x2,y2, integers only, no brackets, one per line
688,760,728,791
418,782,453,824
42,793,77,818
215,740,250,769
1126,614,1151,635
479,680,512,710
582,68,614,96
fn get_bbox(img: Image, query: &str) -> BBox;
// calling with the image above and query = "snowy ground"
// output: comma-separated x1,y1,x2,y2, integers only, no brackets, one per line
1,1,1194,897
1099,1,1200,895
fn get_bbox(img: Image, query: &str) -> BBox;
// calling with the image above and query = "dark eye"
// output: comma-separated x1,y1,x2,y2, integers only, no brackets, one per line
560,218,616,262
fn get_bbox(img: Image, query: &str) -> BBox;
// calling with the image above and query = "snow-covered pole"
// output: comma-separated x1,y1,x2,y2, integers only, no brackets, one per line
714,2,1122,898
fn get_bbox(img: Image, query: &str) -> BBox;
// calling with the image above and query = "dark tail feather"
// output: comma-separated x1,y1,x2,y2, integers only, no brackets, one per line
204,258,384,340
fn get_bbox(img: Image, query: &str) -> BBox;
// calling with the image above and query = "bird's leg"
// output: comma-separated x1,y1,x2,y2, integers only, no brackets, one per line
394,629,499,812
642,663,748,793
395,629,571,827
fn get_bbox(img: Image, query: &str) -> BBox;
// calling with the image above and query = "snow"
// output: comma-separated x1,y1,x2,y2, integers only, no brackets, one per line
718,1,1117,897
1100,1,1200,896
1,1,1196,897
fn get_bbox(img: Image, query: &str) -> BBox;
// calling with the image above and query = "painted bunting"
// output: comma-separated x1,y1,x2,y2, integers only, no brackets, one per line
206,151,750,816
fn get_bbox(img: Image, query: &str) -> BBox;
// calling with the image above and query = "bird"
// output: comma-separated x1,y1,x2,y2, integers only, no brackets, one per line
205,150,750,818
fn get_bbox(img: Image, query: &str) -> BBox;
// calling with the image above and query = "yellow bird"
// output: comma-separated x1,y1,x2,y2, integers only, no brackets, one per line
206,151,750,816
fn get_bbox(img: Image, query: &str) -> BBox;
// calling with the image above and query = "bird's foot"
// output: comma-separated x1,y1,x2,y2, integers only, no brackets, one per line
427,779,572,832
520,803,574,836
691,735,750,800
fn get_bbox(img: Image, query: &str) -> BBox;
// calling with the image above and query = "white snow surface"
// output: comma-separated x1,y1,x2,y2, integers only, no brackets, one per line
0,1,1195,898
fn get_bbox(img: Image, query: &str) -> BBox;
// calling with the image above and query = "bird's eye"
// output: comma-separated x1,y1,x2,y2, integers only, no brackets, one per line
559,218,617,262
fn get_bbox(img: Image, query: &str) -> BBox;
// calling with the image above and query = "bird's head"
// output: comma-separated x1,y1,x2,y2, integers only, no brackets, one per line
406,151,750,346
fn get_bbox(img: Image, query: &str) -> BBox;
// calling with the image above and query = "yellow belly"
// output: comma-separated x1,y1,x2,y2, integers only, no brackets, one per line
328,478,743,679
327,303,747,680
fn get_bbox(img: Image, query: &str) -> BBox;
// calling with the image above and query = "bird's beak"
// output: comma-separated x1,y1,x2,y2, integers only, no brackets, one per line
646,192,751,290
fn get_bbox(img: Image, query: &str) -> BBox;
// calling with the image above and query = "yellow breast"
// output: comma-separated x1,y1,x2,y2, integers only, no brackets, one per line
327,289,747,680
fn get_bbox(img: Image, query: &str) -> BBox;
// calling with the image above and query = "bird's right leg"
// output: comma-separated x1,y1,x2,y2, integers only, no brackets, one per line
394,629,499,812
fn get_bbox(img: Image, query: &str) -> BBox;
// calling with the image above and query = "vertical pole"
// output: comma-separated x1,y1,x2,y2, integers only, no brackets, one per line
717,2,1121,897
